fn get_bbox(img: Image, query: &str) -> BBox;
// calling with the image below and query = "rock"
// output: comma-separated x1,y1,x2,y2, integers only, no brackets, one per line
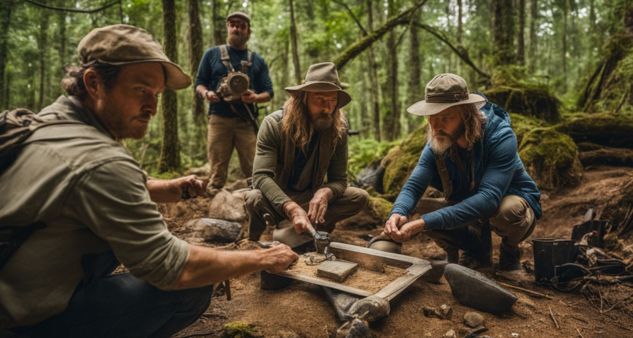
421,304,451,319
355,162,384,191
439,304,452,319
463,311,485,328
207,189,247,221
443,329,457,338
422,260,447,284
187,218,242,242
336,318,371,338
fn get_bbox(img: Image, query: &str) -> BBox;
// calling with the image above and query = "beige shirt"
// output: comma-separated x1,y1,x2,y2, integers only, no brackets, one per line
0,96,189,328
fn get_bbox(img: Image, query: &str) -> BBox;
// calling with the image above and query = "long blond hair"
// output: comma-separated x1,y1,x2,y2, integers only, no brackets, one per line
281,92,347,152
426,103,486,151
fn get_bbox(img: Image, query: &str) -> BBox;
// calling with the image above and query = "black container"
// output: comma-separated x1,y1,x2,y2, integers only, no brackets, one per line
532,238,578,283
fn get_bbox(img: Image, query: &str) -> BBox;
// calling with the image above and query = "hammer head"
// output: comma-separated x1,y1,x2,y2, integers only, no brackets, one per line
314,230,331,254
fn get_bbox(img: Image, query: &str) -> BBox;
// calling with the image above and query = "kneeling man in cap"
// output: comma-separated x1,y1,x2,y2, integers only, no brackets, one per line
370,73,541,272
245,62,368,248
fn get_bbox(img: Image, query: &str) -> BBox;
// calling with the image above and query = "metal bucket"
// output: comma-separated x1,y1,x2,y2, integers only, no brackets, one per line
532,238,577,283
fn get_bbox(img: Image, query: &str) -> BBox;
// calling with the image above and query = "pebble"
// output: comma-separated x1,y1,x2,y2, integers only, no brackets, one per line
443,329,457,338
463,311,485,328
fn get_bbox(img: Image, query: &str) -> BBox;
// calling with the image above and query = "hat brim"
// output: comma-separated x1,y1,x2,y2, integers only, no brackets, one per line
407,94,486,116
285,81,352,108
92,58,192,90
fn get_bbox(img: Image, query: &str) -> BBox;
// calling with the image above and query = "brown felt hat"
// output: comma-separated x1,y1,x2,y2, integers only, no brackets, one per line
285,62,352,108
407,73,486,116
77,24,191,90
226,11,251,25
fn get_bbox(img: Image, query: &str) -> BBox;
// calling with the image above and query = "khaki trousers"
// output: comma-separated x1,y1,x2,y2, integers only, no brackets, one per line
207,115,256,189
423,195,536,254
244,187,369,241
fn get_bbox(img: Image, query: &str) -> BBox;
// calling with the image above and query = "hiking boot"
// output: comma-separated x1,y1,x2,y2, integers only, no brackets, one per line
459,250,492,270
498,242,522,271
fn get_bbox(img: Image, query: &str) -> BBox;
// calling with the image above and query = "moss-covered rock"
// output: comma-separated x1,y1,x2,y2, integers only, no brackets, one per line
509,112,546,145
556,112,633,148
381,123,427,198
223,321,260,338
484,67,561,122
368,195,393,222
518,127,583,190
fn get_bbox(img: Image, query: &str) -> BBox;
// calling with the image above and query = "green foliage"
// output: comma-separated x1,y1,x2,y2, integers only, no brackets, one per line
347,138,395,178
223,321,260,338
518,127,582,190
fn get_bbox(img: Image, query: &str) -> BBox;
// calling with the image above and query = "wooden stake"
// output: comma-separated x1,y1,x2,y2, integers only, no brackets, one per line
499,282,553,299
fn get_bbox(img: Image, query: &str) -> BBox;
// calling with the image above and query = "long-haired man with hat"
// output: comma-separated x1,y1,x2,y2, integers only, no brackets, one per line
370,73,541,273
0,24,296,336
244,62,368,247
195,11,274,195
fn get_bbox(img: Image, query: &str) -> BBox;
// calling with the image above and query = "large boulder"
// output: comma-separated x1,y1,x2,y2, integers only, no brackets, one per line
518,127,583,190
484,66,561,122
381,124,427,198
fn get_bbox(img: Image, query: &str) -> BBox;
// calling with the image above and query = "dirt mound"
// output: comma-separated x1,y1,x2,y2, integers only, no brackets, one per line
168,166,633,337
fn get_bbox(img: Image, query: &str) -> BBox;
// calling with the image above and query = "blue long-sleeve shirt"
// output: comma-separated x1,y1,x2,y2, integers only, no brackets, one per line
390,103,542,230
195,45,274,117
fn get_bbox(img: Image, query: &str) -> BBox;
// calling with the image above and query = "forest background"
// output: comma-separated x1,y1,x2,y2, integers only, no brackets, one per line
0,0,630,181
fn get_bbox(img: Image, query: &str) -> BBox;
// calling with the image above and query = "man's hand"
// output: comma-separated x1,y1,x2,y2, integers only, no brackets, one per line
174,175,208,200
307,187,333,224
283,201,313,234
388,219,425,243
261,243,299,273
204,90,221,104
384,213,408,236
241,90,259,104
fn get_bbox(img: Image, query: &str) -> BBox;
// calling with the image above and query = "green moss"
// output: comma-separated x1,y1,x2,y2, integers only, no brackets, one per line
509,113,546,145
518,127,583,190
556,112,633,148
223,321,260,338
348,138,396,178
381,123,427,198
367,195,394,222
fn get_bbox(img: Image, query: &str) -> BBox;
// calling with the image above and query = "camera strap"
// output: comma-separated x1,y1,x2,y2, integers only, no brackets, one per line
219,44,253,74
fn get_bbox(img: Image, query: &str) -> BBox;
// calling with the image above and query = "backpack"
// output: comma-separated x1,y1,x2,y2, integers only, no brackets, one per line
0,108,81,269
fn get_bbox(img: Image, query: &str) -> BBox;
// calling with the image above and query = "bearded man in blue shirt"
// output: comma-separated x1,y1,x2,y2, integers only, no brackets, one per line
370,73,541,272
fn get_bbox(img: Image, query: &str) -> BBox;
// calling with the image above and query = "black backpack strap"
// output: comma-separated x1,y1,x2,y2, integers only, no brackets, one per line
219,44,235,72
435,153,453,200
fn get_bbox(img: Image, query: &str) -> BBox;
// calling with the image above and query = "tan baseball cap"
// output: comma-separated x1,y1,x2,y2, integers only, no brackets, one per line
226,11,251,25
407,73,486,116
77,24,191,90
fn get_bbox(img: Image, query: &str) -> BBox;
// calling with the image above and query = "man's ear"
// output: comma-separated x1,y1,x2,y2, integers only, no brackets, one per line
83,69,103,99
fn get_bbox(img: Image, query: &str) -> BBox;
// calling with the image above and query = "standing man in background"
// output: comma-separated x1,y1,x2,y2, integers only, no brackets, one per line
195,11,274,195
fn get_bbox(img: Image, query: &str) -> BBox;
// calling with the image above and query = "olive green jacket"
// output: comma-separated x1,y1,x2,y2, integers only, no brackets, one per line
0,96,188,327
252,110,348,215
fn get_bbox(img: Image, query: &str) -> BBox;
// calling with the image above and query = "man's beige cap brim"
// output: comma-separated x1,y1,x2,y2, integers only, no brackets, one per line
407,93,486,116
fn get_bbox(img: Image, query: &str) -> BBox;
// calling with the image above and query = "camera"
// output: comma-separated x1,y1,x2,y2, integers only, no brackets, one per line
216,71,250,102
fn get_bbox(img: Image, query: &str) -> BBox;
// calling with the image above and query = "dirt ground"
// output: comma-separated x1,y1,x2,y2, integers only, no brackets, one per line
164,165,633,338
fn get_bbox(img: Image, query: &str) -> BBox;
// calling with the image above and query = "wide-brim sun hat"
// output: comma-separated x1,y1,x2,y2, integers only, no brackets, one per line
407,73,486,116
285,62,352,108
78,24,191,90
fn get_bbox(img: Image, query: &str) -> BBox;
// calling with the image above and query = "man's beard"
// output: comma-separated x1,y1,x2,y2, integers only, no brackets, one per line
228,33,249,47
427,123,465,154
312,113,334,131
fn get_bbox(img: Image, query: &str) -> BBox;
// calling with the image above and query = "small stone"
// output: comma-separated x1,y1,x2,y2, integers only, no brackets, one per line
464,311,485,328
511,333,520,337
443,329,457,338
439,304,453,319
188,218,242,242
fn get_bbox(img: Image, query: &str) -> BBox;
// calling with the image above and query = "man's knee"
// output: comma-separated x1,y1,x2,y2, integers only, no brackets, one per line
489,195,535,245
339,187,369,208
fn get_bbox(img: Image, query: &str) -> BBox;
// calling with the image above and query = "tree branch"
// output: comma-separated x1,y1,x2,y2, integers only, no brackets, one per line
413,22,490,78
332,0,368,35
334,0,428,70
24,0,120,14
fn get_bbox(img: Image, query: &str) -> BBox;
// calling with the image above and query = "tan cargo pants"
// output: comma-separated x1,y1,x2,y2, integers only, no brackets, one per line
244,187,369,241
207,115,256,189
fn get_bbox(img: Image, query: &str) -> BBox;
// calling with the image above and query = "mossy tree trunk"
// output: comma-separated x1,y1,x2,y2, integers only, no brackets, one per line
492,0,516,66
212,0,225,46
160,0,180,172
188,0,207,161
407,8,422,133
0,0,13,110
367,0,381,141
383,0,401,141
528,0,538,72
517,0,526,65
289,0,302,84
37,9,49,111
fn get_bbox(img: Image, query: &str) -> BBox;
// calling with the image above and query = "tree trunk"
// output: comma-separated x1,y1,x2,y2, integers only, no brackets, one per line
561,0,569,92
289,0,302,83
212,0,225,46
188,0,204,117
457,0,463,44
160,0,180,172
57,0,67,98
407,8,422,133
528,0,538,72
367,0,381,141
383,0,400,141
37,10,49,111
517,0,526,65
492,0,516,66
0,0,12,110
